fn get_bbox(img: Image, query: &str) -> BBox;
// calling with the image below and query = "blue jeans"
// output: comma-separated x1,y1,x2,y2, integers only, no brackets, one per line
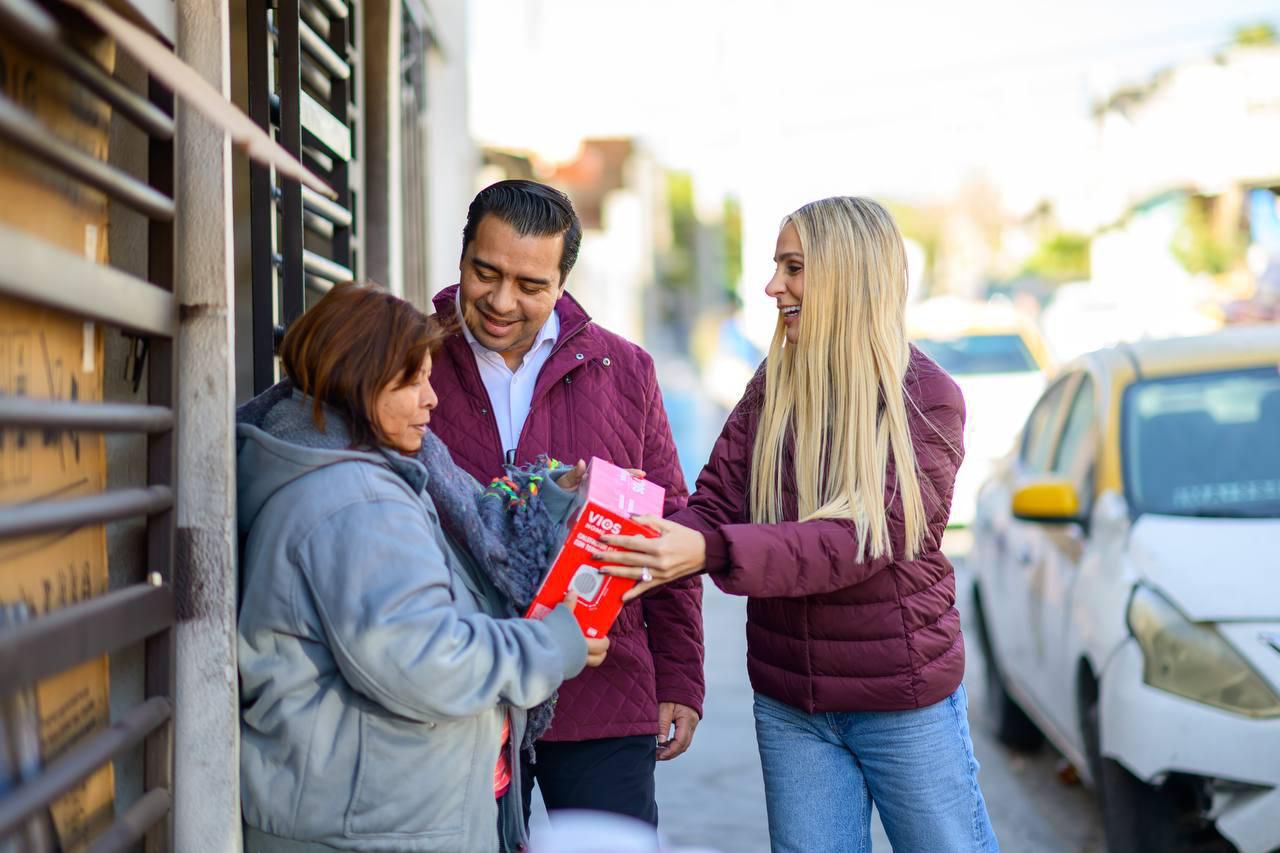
753,686,998,853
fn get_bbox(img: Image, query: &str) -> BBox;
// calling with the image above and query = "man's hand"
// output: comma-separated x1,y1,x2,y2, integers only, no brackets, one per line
555,459,589,492
656,702,700,761
557,461,645,493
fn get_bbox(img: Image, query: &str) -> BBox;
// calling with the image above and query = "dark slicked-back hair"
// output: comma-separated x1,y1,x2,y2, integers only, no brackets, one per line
279,281,447,448
461,179,582,285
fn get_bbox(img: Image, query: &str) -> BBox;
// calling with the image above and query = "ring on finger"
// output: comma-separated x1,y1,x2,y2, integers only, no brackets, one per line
640,568,653,583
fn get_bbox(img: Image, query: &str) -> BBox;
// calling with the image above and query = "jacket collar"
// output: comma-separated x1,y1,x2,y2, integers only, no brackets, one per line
432,286,617,423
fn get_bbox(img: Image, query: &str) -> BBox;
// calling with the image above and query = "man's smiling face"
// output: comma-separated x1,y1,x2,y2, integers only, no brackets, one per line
459,214,566,370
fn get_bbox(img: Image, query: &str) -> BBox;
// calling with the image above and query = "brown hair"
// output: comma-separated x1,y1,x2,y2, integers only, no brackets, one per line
278,281,448,448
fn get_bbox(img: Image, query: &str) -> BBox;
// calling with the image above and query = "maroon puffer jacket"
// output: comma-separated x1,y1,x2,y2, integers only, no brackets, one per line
670,347,966,712
429,286,705,741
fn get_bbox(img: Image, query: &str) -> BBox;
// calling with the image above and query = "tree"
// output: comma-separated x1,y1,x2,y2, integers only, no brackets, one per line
722,196,742,294
1234,22,1278,47
1171,196,1246,276
1023,232,1092,282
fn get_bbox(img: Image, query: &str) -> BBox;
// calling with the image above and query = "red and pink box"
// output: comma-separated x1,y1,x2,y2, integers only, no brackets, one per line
525,457,664,638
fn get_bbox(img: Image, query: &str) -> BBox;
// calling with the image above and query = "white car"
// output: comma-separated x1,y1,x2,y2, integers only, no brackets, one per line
969,326,1280,853
909,297,1050,526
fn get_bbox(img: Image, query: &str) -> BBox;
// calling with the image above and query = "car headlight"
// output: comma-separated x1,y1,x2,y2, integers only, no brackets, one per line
1126,584,1280,718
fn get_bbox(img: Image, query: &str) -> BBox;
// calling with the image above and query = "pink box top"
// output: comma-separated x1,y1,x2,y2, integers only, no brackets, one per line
582,456,665,518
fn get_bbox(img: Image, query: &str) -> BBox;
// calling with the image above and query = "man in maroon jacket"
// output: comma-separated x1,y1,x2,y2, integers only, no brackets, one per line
428,180,705,827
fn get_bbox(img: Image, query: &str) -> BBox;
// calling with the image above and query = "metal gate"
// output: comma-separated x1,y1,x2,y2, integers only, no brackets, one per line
247,0,362,393
0,0,177,849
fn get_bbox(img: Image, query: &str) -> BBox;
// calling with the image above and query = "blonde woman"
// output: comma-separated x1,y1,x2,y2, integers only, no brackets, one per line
597,197,997,852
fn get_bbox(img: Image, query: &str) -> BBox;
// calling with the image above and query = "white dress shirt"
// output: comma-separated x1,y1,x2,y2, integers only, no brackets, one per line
459,300,561,457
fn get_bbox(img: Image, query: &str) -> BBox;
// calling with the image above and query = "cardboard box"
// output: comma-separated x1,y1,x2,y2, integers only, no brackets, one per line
525,458,664,638
0,25,116,852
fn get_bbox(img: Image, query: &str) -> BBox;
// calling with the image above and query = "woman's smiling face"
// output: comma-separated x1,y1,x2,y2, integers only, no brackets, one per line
765,222,805,344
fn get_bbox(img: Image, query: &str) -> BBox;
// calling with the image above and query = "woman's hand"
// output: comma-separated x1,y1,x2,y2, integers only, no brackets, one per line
585,636,611,668
596,516,706,601
561,589,610,666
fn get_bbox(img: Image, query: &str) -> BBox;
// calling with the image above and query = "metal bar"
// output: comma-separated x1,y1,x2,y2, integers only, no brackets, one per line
142,628,173,853
278,185,354,229
0,222,177,337
299,19,350,80
327,10,352,271
100,0,177,45
249,0,280,393
0,699,171,840
301,91,351,160
0,584,174,691
301,186,353,228
85,788,172,853
0,0,175,140
311,0,347,20
0,486,173,540
305,274,334,294
268,92,351,161
0,399,173,433
145,74,177,853
302,209,334,239
300,58,333,102
0,94,175,222
280,0,307,332
297,0,329,39
274,250,352,283
301,142,335,176
0,0,55,38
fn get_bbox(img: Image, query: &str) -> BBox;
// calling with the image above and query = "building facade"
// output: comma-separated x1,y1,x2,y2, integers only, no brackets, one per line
0,2,473,851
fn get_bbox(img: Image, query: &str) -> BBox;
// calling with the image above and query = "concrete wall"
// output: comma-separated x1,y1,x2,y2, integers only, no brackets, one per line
364,0,404,296
172,2,242,850
424,0,476,297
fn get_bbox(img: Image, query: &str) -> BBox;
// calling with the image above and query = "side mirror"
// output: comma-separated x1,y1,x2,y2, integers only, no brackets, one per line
1012,480,1082,524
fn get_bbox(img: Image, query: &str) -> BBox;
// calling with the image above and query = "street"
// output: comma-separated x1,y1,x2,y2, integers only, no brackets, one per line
534,531,1108,852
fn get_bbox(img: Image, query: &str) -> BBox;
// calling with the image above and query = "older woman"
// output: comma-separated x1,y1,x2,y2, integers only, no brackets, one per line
236,282,604,853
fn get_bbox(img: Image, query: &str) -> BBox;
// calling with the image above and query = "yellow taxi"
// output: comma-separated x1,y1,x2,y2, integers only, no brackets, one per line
969,325,1280,853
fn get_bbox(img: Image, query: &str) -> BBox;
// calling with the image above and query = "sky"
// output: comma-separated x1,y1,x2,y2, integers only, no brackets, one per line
468,0,1280,206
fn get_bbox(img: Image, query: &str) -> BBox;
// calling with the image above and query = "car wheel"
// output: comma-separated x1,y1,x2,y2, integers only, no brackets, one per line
1079,668,1104,790
971,585,1043,751
1097,759,1186,853
1087,692,1238,853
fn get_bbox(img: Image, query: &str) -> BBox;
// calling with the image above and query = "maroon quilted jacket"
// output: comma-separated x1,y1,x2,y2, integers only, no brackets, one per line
429,286,705,741
671,347,966,713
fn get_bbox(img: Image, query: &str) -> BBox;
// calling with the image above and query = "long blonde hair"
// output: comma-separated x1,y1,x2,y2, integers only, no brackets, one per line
748,197,926,561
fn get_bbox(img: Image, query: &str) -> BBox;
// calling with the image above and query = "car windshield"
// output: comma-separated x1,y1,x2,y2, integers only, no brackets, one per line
914,334,1038,375
1124,366,1280,519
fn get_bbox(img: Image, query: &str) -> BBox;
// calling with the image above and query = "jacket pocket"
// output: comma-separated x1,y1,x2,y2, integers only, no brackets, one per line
344,711,471,840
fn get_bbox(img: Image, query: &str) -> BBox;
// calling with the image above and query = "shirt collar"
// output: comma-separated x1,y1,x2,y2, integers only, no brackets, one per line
456,292,560,361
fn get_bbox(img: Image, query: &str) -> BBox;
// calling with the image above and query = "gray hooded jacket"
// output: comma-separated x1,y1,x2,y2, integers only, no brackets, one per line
237,390,587,852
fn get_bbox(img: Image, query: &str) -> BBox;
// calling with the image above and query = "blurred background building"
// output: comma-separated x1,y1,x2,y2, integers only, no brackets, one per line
464,1,1280,484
